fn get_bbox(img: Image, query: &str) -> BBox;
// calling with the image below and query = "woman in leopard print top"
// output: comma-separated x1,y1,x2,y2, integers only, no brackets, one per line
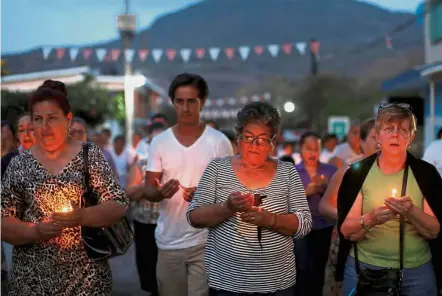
1,80,129,296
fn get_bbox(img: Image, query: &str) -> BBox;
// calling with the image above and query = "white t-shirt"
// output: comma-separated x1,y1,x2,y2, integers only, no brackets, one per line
320,149,335,163
135,138,150,160
146,126,234,250
110,147,137,188
331,143,362,165
423,139,442,176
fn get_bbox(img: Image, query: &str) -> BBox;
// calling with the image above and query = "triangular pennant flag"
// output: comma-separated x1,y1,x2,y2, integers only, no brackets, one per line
56,48,65,60
166,49,177,61
209,47,220,61
82,48,92,60
267,44,280,57
386,35,393,49
125,49,135,63
224,48,235,60
42,47,52,60
180,48,192,63
138,49,149,62
295,42,307,55
254,45,264,56
96,48,107,62
238,46,251,61
152,49,163,63
195,48,206,60
69,48,79,61
282,43,293,55
111,49,120,61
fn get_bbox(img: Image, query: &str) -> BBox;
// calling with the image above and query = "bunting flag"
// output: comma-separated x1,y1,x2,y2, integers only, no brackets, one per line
69,48,79,61
180,48,192,63
295,42,307,55
152,49,163,63
282,43,293,55
239,46,251,61
267,44,280,57
386,35,393,49
125,49,135,63
96,48,107,62
41,40,312,63
225,48,235,60
209,47,220,61
42,47,52,60
56,48,65,60
111,49,120,61
254,45,264,56
166,49,176,61
82,48,92,60
138,49,149,61
195,48,205,60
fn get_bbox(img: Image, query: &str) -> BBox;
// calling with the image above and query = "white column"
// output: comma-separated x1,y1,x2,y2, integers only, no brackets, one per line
429,80,435,143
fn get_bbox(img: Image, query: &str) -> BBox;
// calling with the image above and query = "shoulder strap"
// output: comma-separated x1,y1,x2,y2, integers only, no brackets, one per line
399,165,408,271
354,161,408,274
82,142,91,192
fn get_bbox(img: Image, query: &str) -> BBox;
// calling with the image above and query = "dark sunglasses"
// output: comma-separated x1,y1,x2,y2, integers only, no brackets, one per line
378,103,412,113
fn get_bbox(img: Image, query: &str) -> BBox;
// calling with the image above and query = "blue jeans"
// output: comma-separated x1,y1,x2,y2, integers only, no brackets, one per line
209,286,295,296
342,256,437,296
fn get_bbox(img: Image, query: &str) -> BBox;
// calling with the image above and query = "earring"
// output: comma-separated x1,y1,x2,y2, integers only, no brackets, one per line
377,143,381,149
68,127,71,133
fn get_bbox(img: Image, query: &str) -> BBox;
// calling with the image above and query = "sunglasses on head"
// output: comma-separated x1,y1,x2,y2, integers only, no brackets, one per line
378,103,412,113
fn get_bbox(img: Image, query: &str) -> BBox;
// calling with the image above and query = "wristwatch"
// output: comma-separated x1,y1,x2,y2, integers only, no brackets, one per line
360,216,373,232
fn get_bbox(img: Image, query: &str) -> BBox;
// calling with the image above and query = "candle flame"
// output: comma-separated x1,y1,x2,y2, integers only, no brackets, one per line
392,188,397,198
61,206,71,212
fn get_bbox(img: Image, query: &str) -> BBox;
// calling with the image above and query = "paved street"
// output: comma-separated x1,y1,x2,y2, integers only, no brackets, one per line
3,243,148,296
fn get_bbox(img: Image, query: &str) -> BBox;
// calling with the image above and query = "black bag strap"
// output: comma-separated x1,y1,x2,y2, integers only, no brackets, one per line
354,163,408,273
82,142,91,192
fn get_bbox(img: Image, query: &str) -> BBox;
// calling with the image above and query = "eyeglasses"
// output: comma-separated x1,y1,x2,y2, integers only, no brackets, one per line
239,134,275,146
378,103,412,113
381,126,410,137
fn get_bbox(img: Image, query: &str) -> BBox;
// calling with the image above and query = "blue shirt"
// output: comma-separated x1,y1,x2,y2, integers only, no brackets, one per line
295,162,337,230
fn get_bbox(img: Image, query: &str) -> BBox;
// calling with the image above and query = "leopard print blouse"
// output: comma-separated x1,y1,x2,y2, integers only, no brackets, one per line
1,143,128,296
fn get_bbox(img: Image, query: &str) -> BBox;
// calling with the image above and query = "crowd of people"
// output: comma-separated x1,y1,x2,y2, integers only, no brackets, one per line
1,73,441,296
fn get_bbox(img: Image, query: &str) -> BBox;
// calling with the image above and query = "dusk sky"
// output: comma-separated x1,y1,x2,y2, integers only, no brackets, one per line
1,0,424,54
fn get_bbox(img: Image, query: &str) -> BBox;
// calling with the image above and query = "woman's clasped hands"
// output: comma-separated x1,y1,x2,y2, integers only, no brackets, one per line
224,192,275,227
51,201,85,229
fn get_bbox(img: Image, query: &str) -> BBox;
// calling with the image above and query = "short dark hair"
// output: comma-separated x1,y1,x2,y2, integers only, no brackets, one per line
437,128,442,139
205,120,219,130
360,118,376,141
114,135,125,143
148,122,167,135
152,113,168,121
323,133,338,143
299,131,321,147
30,80,70,117
72,117,87,128
236,102,280,136
102,128,111,137
279,155,295,164
168,73,209,101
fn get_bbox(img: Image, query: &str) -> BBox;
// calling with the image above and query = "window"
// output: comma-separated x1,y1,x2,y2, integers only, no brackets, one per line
430,0,442,44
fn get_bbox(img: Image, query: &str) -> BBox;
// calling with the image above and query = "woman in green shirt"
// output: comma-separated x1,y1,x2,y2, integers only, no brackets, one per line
340,104,440,296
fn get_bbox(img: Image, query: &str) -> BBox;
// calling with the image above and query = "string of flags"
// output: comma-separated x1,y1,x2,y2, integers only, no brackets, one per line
156,92,272,119
41,42,311,63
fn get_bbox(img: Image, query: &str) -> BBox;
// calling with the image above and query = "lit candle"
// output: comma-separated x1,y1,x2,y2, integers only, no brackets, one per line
61,206,71,212
391,188,397,198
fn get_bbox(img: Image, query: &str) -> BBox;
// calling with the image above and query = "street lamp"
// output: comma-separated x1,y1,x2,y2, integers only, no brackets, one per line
117,0,137,145
284,102,296,113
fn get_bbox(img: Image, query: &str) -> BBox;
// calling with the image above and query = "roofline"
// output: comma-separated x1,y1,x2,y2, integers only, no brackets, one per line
2,66,90,83
421,63,442,77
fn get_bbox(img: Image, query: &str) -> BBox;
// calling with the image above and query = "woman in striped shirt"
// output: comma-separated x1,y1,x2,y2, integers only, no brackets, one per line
187,102,312,295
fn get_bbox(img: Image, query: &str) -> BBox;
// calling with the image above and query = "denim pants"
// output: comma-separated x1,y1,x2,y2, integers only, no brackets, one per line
341,256,437,296
209,285,295,296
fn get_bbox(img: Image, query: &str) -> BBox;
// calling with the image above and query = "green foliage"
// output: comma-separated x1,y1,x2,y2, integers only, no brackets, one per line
1,75,121,127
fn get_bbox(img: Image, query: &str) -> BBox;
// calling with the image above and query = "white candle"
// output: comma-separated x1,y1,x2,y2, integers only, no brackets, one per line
392,188,397,198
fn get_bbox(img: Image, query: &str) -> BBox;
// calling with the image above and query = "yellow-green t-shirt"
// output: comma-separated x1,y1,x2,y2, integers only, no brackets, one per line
350,162,431,268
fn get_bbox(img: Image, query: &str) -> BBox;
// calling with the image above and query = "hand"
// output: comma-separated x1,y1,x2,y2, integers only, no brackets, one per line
384,196,415,217
226,192,254,213
52,202,85,228
305,182,320,196
34,220,63,241
312,174,327,186
367,205,396,226
154,178,180,199
240,207,275,227
182,186,197,202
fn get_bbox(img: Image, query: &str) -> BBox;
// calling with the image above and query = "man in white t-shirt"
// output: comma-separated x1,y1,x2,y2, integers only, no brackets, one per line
137,73,233,296
423,139,442,176
329,124,362,168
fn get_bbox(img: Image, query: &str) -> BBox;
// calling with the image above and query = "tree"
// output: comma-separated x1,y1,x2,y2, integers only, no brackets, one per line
1,59,8,77
1,75,121,127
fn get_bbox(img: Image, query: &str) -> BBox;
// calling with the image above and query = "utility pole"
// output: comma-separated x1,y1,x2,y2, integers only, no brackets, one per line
309,39,320,76
117,0,136,145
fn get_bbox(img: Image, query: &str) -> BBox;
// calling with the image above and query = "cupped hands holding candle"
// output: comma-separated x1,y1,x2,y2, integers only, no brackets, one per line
223,192,254,214
384,196,415,217
52,201,85,228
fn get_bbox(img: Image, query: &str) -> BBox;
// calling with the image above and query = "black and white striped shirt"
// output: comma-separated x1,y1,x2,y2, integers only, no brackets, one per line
187,157,312,293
